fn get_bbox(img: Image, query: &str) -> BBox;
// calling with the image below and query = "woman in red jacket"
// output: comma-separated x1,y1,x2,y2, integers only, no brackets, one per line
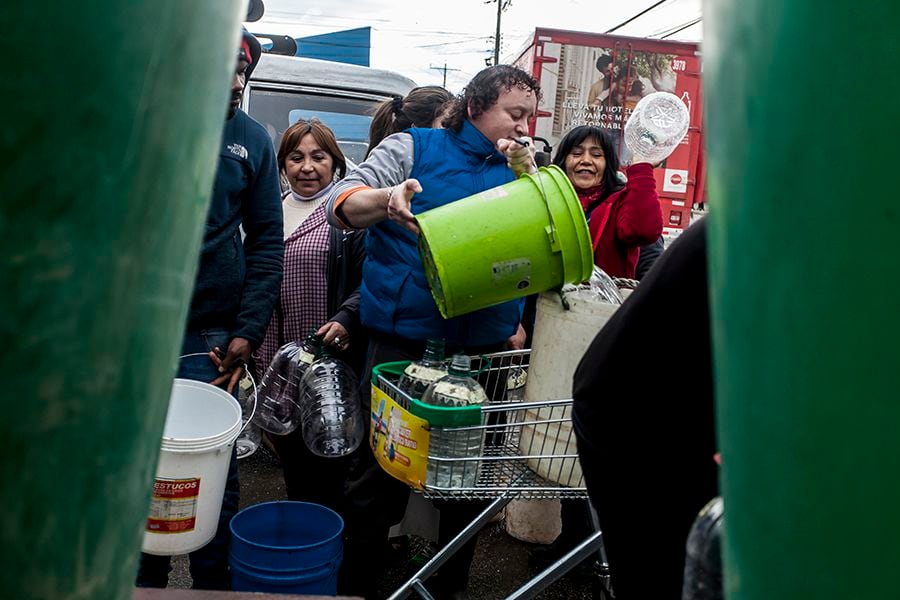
552,125,663,278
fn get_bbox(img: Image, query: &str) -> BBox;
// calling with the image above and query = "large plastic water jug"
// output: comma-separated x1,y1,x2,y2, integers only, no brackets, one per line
253,342,303,435
299,354,364,457
623,91,690,164
254,333,320,436
398,339,448,400
420,355,488,489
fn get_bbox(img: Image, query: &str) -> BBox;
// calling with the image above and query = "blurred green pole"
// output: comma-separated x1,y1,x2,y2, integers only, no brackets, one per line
0,1,244,598
705,1,900,598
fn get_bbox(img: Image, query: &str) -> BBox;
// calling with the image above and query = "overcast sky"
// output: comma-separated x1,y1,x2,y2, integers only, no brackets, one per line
250,0,702,92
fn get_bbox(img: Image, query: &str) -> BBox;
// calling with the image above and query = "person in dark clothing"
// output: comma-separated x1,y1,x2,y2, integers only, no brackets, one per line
637,235,666,280
572,218,718,599
136,27,284,590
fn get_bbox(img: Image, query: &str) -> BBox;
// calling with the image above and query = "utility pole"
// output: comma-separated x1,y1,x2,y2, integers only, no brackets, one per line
489,0,511,66
430,63,461,88
494,0,502,66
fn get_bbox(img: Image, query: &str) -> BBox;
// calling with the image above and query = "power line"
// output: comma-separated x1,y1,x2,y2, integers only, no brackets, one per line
262,9,394,25
653,16,703,40
416,36,492,49
260,13,488,37
660,17,702,39
605,0,670,33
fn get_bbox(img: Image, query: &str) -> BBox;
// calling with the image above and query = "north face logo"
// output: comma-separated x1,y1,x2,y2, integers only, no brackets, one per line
227,143,248,159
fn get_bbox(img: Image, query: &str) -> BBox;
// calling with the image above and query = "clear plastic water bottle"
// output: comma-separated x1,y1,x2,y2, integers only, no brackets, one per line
398,339,448,400
299,351,364,457
587,265,624,305
623,91,690,165
253,334,318,435
421,354,488,488
562,265,624,305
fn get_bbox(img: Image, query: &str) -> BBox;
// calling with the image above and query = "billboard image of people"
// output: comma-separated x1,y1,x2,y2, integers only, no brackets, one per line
535,43,681,161
525,37,702,244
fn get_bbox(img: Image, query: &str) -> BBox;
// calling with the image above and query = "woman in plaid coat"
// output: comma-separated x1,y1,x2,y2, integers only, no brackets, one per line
254,118,366,510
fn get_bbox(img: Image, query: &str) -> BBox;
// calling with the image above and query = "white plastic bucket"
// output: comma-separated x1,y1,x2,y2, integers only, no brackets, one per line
526,291,620,403
142,378,243,556
519,291,620,487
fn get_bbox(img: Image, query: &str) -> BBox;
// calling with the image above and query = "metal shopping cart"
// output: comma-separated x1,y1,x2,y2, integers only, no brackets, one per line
370,349,612,600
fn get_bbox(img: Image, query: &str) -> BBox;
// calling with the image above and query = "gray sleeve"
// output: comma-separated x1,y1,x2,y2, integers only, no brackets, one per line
325,133,415,228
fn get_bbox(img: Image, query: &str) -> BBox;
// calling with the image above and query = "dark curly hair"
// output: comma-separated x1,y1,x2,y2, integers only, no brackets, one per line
442,65,540,132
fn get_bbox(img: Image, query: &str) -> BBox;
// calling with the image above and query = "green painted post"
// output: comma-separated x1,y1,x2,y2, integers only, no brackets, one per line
705,1,900,598
0,2,244,598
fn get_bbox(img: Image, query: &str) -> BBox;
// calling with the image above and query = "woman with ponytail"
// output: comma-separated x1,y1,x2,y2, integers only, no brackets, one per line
366,85,453,156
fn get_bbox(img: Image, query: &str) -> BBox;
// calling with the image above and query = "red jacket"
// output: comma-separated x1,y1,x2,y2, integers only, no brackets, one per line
582,163,662,279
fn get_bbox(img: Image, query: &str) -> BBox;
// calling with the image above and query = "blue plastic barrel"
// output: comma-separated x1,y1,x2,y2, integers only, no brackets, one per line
229,501,344,594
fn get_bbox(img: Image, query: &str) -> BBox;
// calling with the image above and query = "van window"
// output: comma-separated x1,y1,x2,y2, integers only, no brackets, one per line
288,109,372,165
248,87,377,164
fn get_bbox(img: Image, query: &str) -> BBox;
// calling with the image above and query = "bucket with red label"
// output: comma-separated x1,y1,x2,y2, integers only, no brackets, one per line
142,378,245,555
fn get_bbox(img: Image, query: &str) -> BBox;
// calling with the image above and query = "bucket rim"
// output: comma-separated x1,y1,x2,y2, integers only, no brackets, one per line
161,379,243,450
160,433,240,453
230,560,339,582
230,501,344,551
229,551,342,575
529,166,594,283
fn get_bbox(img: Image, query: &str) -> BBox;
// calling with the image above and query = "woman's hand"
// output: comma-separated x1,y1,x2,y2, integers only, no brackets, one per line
498,137,537,176
621,145,664,169
386,179,423,235
317,321,350,351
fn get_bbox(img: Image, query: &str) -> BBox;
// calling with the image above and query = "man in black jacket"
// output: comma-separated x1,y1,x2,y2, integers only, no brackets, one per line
136,26,283,591
573,219,717,599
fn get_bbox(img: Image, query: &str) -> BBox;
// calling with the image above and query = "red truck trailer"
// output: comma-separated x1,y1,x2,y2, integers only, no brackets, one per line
513,28,704,243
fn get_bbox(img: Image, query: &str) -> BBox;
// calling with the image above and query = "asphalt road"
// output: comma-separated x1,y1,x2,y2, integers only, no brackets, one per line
168,444,598,599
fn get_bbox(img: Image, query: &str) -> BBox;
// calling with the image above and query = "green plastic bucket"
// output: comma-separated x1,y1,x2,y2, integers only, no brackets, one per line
417,165,593,318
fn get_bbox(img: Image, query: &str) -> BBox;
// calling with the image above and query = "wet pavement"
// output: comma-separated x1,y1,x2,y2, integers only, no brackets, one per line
169,444,597,598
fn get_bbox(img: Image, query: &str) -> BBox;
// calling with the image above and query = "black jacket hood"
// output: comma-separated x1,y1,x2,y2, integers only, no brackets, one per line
241,27,262,80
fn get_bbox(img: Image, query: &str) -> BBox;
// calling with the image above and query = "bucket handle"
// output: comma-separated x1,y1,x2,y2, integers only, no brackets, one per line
528,168,562,253
179,353,257,437
556,287,571,311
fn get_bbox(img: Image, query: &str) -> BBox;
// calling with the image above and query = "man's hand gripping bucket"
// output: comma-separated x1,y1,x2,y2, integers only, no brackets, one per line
141,355,257,556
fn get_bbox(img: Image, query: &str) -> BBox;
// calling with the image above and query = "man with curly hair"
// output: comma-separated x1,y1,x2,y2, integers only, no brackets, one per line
325,64,540,599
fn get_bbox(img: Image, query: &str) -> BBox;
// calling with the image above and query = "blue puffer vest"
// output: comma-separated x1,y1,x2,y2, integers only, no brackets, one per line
359,121,523,346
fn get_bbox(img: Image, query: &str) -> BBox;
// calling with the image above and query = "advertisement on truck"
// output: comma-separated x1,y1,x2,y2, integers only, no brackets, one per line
514,28,704,243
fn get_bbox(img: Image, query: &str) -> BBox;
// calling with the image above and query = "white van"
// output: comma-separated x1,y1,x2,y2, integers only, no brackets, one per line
243,53,417,165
